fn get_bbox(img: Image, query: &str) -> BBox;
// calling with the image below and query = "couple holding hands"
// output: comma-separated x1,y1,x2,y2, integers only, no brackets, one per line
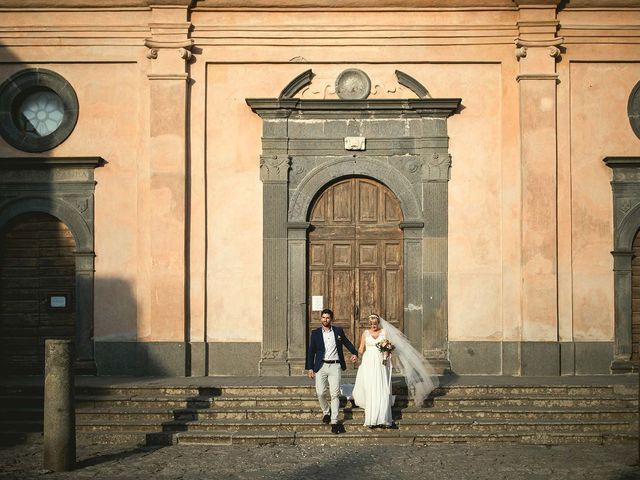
306,309,438,434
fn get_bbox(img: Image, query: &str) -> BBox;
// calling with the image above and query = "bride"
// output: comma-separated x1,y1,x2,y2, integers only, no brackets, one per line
352,314,439,428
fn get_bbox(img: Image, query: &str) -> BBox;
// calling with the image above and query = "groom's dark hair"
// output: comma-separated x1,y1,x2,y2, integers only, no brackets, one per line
321,308,334,320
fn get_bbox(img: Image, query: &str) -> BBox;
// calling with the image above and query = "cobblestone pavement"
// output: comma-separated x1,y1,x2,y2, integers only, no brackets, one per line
1,442,639,480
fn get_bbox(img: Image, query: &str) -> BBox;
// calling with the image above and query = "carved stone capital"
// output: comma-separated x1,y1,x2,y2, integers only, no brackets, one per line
260,155,291,182
515,37,563,49
144,38,194,62
423,152,451,182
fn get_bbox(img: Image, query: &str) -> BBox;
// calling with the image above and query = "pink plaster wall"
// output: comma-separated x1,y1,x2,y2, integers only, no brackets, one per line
570,62,640,341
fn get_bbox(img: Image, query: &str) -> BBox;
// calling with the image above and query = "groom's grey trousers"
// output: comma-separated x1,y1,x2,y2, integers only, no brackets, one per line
315,362,341,425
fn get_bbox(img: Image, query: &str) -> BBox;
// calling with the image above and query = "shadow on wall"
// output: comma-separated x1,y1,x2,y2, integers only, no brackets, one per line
93,277,187,377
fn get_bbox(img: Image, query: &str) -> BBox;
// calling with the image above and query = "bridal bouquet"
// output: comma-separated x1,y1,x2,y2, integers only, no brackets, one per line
376,339,395,365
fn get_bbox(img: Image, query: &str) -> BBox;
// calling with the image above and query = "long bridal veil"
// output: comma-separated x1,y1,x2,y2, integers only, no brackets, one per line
378,316,439,407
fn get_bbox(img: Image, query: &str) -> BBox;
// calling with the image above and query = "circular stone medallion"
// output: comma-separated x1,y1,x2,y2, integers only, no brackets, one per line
335,69,371,100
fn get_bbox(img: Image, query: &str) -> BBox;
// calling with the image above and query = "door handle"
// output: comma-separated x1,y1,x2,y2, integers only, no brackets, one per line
355,304,359,318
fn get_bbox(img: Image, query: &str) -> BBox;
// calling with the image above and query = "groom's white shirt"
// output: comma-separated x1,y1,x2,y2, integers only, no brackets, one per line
322,327,339,361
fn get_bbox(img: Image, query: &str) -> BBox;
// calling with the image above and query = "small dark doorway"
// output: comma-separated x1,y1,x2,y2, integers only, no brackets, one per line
631,231,640,371
0,213,76,375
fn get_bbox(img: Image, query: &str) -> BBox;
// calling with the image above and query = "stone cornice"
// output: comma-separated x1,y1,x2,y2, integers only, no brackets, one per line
0,0,637,8
604,157,640,169
0,157,106,169
0,0,194,6
246,98,461,118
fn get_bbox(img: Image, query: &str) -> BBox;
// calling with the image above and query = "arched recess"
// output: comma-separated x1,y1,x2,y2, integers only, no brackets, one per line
0,157,103,372
1,212,76,374
0,197,95,371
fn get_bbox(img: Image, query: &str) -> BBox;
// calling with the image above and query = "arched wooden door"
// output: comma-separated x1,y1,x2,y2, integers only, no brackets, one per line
0,213,76,375
307,177,404,356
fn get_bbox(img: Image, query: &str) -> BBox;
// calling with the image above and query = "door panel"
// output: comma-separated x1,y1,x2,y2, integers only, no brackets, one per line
308,178,404,357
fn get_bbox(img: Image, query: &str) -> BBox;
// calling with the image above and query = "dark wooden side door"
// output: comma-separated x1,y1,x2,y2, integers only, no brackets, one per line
0,213,76,375
308,178,404,359
632,233,640,369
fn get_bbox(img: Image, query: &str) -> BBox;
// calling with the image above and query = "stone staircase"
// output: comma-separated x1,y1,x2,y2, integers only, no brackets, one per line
0,377,637,446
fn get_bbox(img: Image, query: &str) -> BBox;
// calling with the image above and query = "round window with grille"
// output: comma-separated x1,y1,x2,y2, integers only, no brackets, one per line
0,68,79,153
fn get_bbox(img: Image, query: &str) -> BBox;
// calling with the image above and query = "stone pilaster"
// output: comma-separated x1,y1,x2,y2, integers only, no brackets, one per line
74,252,95,362
144,5,192,366
260,153,291,375
287,221,310,375
515,0,562,342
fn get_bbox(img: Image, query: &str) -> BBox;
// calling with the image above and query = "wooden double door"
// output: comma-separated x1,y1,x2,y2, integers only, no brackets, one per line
0,213,76,374
307,178,404,355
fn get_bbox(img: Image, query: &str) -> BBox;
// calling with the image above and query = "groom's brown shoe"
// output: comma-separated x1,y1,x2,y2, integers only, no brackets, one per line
322,414,331,424
331,424,340,434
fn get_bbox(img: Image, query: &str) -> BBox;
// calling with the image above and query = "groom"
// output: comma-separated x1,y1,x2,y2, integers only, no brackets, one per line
306,308,358,434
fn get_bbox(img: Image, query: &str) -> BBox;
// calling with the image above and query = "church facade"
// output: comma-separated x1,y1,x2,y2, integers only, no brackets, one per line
0,0,638,377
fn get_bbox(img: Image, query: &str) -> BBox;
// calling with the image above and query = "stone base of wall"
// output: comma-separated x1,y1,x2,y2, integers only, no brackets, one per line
207,342,261,376
95,341,262,376
95,342,187,376
449,341,614,376
95,340,614,376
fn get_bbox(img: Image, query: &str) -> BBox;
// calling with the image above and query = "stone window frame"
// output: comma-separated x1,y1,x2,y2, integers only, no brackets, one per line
0,68,79,153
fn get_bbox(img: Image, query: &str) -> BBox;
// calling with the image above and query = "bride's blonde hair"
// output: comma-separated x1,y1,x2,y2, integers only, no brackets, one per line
368,314,381,326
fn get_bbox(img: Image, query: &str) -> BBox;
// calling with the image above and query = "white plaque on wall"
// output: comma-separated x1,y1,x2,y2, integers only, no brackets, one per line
311,295,324,311
344,136,366,151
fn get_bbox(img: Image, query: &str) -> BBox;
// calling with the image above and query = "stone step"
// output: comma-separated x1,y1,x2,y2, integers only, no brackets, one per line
164,430,638,446
69,404,639,423
2,383,636,399
75,417,634,434
4,392,634,411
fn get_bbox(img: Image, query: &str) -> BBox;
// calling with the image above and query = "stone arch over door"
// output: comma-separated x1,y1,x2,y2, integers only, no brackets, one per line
289,157,422,224
248,92,460,376
0,157,103,372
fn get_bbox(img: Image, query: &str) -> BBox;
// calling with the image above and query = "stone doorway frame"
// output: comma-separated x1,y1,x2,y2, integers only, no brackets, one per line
247,96,460,376
0,157,103,370
605,156,640,373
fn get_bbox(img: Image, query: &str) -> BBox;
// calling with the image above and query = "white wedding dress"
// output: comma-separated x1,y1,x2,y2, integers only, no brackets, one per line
352,329,393,427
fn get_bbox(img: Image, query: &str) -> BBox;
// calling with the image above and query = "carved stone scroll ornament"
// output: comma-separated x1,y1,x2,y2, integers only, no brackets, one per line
514,37,563,60
144,39,194,63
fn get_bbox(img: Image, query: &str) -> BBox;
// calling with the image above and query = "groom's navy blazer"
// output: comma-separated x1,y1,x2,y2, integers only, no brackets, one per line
306,326,358,372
